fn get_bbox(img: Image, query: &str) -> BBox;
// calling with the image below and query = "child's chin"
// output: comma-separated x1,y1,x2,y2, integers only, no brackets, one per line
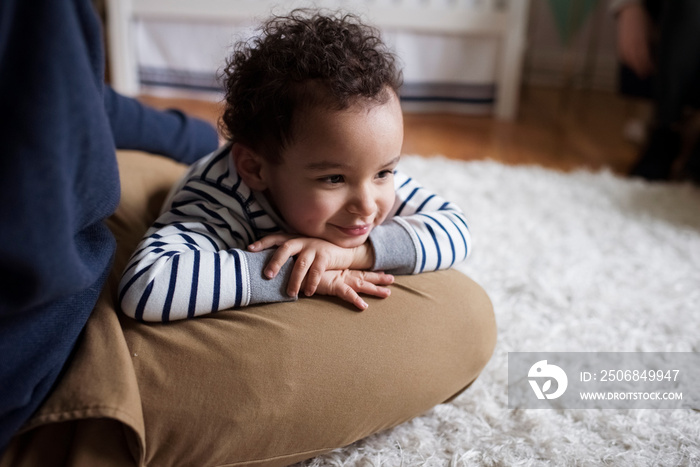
331,235,368,249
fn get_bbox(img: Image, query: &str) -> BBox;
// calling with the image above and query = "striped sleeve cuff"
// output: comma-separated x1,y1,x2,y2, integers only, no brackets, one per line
369,221,417,275
242,250,297,305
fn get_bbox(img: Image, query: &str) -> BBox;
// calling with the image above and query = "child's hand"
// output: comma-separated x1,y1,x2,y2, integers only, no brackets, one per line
248,234,372,298
316,269,394,310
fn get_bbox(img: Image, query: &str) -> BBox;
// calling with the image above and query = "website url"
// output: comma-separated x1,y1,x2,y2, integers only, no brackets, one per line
580,392,683,401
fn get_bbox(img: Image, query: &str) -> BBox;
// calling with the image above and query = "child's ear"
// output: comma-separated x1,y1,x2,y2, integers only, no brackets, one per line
232,143,267,191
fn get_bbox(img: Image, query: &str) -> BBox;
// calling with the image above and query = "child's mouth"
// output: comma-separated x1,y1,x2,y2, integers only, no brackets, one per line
335,224,371,237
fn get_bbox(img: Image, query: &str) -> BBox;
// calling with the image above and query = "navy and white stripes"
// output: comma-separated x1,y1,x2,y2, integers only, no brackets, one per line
119,147,471,322
390,171,471,274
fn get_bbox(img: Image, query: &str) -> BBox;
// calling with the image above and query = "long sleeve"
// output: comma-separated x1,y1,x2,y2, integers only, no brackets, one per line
0,0,120,450
104,87,218,164
369,170,471,275
118,149,294,322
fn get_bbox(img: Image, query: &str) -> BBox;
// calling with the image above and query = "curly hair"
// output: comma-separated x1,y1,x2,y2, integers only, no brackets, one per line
220,9,403,163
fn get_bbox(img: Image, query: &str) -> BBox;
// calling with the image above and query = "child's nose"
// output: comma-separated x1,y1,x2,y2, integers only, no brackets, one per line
347,186,377,216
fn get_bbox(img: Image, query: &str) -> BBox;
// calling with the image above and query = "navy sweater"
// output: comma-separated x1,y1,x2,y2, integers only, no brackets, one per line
0,0,218,451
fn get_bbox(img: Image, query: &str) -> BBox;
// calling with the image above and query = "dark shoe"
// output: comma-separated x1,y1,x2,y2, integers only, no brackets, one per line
629,126,681,181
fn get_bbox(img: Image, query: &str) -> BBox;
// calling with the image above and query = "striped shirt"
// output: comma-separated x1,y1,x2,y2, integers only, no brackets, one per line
119,146,471,321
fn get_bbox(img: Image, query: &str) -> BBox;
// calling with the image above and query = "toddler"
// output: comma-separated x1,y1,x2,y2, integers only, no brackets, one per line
119,10,472,321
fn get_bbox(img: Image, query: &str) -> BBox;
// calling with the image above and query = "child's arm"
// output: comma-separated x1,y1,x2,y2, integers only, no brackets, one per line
118,203,296,322
119,202,393,320
368,170,472,274
247,234,377,298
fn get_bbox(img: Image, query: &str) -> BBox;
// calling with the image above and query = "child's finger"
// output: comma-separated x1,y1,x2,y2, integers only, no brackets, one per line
335,284,368,311
287,251,315,297
263,240,301,279
350,276,392,299
303,261,327,297
365,284,392,298
248,233,295,252
362,271,394,286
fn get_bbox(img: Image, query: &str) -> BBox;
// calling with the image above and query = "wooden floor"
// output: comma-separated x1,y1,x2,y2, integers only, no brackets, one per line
139,85,642,175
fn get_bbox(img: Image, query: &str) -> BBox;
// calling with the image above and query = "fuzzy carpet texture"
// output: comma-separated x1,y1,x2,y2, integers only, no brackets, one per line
297,155,700,467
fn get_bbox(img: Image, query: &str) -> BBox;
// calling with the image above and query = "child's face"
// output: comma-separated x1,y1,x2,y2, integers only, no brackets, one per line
261,92,404,248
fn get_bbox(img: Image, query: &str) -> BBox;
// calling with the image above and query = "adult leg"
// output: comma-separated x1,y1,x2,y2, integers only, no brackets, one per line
2,272,494,467
683,137,700,183
123,269,495,467
651,0,700,128
630,0,700,180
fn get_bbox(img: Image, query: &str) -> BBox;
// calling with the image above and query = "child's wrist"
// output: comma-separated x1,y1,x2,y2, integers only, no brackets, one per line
350,241,375,270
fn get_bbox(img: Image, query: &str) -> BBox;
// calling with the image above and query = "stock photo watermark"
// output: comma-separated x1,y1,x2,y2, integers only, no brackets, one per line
508,352,700,409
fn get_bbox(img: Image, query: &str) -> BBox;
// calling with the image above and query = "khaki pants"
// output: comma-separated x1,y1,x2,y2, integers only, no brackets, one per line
2,153,496,467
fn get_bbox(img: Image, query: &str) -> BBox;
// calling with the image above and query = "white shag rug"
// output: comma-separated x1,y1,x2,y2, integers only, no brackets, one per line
297,155,700,467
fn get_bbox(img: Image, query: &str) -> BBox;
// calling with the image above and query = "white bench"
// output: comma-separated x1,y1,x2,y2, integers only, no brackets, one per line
106,0,530,120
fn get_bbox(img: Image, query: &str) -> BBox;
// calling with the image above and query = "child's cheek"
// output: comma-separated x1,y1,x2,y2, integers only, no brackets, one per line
299,197,335,228
378,190,396,222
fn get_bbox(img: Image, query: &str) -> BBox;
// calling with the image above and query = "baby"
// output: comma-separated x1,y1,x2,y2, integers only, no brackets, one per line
119,10,472,321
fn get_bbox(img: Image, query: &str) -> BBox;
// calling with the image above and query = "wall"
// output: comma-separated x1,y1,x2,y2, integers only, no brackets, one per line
524,0,620,91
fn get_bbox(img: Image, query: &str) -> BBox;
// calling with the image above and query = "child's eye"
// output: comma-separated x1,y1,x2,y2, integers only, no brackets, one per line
376,170,393,180
321,175,344,184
